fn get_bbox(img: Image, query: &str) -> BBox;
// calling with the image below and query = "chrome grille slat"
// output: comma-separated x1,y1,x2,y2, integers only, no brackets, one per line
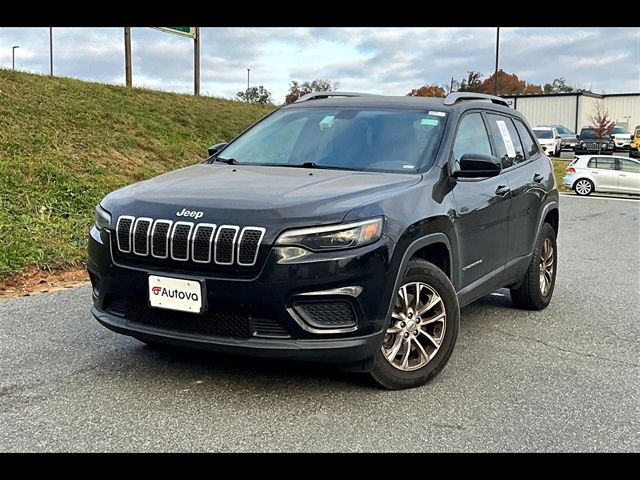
151,220,172,259
171,222,194,261
116,216,135,253
115,216,262,267
192,223,217,263
237,227,266,267
133,217,152,256
214,225,240,265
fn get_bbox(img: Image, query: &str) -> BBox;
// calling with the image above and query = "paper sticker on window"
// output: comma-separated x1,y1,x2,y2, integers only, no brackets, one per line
319,115,335,130
428,111,446,117
421,118,439,126
496,120,516,157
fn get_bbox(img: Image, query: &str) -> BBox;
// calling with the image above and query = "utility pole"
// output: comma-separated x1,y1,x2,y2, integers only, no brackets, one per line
124,27,132,88
247,68,251,92
494,27,500,96
194,27,200,96
12,45,19,71
49,27,53,76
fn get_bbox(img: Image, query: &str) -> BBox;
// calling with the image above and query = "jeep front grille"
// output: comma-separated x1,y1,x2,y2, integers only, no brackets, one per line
115,215,265,267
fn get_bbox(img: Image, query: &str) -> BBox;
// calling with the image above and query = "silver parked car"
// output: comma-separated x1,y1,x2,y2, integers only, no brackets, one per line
543,124,577,150
563,155,640,196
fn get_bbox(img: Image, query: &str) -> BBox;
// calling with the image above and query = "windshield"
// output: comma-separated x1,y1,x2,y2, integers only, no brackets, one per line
533,129,552,139
557,127,573,135
580,129,599,138
612,126,630,134
217,108,447,173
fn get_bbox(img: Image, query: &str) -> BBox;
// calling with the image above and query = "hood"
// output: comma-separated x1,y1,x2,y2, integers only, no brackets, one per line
102,163,422,232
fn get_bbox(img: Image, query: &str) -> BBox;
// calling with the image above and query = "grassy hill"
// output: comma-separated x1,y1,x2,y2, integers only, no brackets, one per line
0,70,274,278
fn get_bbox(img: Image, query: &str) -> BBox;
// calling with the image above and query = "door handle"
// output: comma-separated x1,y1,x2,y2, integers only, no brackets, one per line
533,173,544,183
495,185,510,196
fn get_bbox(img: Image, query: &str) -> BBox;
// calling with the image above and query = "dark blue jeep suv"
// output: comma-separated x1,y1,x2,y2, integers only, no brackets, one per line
88,92,559,389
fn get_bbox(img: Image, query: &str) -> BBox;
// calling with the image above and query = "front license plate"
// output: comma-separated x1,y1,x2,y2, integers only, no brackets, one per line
148,275,203,314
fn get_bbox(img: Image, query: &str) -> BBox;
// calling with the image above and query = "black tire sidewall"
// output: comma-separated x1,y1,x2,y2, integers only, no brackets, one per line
370,259,460,390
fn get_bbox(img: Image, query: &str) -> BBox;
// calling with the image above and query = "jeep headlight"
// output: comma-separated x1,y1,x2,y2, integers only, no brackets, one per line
94,205,111,231
275,217,384,252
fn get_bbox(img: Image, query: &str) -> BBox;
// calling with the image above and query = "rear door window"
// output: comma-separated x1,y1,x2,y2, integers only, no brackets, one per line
486,114,526,169
514,119,539,159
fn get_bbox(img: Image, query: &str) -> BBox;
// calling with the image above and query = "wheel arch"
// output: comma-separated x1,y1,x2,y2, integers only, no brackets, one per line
385,232,456,324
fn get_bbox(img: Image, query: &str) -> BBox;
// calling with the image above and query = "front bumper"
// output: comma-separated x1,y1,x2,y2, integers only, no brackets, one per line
613,139,631,149
93,306,381,366
87,226,394,366
540,144,556,155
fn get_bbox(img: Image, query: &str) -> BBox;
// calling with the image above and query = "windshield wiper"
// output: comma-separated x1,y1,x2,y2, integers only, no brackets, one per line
214,157,238,165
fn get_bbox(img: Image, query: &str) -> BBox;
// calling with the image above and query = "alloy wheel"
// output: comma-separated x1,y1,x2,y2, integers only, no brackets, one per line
381,282,446,371
539,237,555,296
575,179,592,195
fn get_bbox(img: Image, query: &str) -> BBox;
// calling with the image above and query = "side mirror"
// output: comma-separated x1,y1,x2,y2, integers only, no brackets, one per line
555,136,561,140
208,142,227,157
453,153,502,179
576,135,580,140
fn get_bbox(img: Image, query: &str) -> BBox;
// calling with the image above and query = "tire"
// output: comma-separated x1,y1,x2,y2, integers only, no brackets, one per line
573,178,594,196
369,259,460,390
510,222,557,310
554,144,560,157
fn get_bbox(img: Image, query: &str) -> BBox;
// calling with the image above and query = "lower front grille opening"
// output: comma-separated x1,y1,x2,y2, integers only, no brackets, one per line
104,296,290,340
251,316,291,338
293,300,357,329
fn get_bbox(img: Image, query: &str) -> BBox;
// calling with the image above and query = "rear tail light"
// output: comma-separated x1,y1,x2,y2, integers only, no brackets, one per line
566,167,576,173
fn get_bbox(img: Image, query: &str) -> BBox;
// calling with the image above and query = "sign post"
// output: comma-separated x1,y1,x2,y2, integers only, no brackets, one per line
151,27,200,95
124,27,132,88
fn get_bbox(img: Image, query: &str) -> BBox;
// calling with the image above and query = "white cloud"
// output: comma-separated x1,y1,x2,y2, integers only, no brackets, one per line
0,27,637,101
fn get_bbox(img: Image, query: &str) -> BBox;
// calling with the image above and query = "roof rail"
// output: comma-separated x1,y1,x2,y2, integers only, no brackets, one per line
443,92,511,107
293,91,376,103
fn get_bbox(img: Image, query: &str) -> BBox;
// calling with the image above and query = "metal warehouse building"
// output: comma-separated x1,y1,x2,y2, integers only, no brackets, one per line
501,92,640,133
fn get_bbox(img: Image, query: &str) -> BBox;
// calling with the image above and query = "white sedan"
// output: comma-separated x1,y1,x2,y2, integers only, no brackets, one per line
563,155,640,196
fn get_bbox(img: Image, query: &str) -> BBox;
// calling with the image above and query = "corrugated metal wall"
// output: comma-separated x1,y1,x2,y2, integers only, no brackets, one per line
605,96,640,131
503,94,639,133
577,96,599,131
511,95,577,129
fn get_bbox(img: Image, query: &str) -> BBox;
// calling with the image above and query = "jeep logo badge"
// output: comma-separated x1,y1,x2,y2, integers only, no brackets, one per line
176,208,204,220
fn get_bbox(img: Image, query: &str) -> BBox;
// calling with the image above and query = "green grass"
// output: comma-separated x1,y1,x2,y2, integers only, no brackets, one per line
551,158,570,192
0,69,274,278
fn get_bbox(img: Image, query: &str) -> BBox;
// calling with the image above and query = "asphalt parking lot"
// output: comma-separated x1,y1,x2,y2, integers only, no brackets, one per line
1,195,638,452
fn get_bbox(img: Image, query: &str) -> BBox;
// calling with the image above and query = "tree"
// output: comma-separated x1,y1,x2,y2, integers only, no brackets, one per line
589,101,614,139
285,79,340,104
543,77,575,94
458,71,483,92
406,84,446,97
480,70,543,96
236,85,272,104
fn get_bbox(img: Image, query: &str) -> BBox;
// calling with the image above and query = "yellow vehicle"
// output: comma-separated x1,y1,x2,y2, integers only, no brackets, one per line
631,125,640,158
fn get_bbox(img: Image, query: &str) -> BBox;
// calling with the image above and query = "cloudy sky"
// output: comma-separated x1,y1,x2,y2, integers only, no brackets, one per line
0,27,638,102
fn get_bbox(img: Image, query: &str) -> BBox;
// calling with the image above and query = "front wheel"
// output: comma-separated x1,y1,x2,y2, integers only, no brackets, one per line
369,259,459,390
510,222,557,310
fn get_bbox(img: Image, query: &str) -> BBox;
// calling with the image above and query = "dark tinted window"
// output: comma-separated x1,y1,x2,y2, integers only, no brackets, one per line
487,114,525,169
587,157,617,169
619,158,640,173
533,129,553,139
515,120,539,159
580,129,599,139
452,113,493,163
218,108,447,173
612,126,630,134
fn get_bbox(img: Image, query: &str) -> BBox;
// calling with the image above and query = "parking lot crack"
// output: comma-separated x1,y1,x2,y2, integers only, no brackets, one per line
492,328,640,368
